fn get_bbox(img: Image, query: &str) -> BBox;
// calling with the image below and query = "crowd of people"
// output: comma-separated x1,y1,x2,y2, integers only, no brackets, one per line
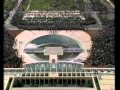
4,30,22,68
86,21,114,68
11,12,96,30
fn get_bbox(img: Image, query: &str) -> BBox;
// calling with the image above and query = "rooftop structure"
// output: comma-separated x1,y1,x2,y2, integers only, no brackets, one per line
4,67,115,90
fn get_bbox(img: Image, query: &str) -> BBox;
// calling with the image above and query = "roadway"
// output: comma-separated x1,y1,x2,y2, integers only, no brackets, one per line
83,0,102,30
5,0,23,30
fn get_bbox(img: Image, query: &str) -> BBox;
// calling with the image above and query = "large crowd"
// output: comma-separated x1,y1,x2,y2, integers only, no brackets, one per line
11,12,96,30
4,30,22,68
86,21,114,68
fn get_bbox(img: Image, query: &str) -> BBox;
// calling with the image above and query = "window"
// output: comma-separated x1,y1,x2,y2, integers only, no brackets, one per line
26,79,30,85
68,73,71,76
63,73,66,76
22,79,25,84
45,73,48,76
72,73,76,76
59,73,62,76
77,73,80,76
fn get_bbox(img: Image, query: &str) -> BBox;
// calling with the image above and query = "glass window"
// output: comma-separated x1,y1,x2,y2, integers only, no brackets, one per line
72,79,76,85
57,63,62,72
67,64,71,72
62,64,66,72
22,79,25,84
40,63,45,72
68,79,71,85
36,79,39,85
45,79,48,86
63,79,67,86
26,79,30,85
36,64,39,72
76,65,80,72
39,79,44,86
45,63,50,72
77,79,80,87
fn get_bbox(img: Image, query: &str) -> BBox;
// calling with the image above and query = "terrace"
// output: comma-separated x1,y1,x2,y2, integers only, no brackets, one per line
22,10,85,20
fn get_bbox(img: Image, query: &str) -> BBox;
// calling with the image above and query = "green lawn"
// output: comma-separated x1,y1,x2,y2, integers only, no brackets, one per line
4,0,16,11
22,0,30,11
28,0,84,10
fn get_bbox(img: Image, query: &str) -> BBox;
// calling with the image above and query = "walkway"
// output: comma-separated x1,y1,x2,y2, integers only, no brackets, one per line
5,0,23,30
83,0,102,30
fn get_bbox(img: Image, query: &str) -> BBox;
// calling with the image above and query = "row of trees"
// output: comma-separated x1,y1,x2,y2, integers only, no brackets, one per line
4,30,23,68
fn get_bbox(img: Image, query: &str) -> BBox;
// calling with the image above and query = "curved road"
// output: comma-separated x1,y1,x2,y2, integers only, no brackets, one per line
83,0,102,30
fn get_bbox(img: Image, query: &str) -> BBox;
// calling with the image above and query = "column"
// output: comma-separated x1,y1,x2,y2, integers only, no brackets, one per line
66,79,68,87
76,79,77,86
66,64,67,72
39,79,40,86
44,79,45,86
44,63,45,73
85,79,88,87
56,63,57,72
25,79,26,85
56,79,59,85
80,79,81,87
30,78,31,85
34,79,36,86
50,64,51,72
62,79,63,86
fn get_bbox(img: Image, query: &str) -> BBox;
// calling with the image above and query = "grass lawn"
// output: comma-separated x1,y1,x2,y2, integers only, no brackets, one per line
27,0,84,10
22,0,30,11
4,0,16,11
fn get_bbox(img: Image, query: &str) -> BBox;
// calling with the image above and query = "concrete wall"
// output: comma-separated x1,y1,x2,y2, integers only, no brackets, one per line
11,87,96,90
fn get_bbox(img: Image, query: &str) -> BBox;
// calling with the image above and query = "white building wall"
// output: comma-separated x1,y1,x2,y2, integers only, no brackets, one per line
11,87,96,90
